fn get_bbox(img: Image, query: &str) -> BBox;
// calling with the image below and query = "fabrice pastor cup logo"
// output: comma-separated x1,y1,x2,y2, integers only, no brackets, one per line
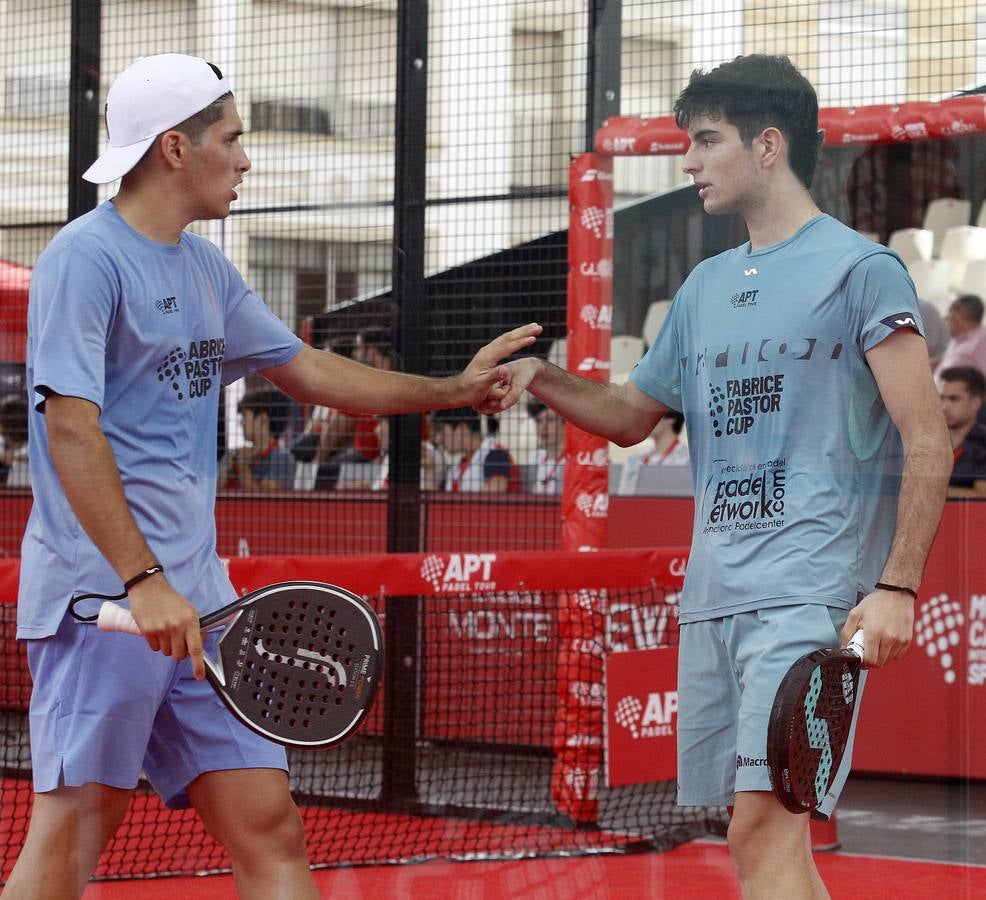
708,374,785,438
157,337,225,401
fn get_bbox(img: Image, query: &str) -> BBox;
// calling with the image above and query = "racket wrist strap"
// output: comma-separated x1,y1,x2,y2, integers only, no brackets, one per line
124,564,164,592
874,581,917,600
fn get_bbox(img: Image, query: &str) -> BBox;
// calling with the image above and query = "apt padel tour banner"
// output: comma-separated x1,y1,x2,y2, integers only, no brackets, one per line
594,95,986,156
605,647,679,787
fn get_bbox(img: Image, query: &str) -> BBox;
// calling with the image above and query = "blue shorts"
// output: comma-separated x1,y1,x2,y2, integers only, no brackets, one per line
26,613,288,809
677,603,865,820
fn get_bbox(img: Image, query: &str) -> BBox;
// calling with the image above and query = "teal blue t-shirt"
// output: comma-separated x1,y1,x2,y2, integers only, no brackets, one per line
630,215,922,623
18,201,303,638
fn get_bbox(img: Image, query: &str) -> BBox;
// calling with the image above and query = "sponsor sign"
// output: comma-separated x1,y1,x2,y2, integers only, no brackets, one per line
565,152,613,555
605,647,679,786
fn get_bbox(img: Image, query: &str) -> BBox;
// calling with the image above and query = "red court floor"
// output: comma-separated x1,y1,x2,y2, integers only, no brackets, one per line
79,841,986,899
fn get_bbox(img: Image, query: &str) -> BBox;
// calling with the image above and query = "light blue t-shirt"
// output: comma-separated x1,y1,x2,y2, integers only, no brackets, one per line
630,215,922,624
18,201,303,638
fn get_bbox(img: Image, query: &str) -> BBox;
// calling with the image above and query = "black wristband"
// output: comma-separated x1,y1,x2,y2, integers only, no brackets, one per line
874,581,917,600
124,564,164,592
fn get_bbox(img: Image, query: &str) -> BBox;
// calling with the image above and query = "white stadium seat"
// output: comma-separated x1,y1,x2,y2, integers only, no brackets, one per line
939,226,986,290
923,198,971,257
610,334,645,379
887,228,933,265
906,258,951,312
957,259,986,299
642,299,672,347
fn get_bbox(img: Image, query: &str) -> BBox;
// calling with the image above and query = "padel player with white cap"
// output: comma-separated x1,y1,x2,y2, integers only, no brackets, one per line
4,54,540,899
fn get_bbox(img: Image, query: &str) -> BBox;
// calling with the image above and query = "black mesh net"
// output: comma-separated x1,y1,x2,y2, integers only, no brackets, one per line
1,565,726,881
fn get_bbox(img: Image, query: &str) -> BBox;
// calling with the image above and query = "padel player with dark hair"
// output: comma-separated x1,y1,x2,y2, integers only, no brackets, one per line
5,54,540,899
487,54,951,898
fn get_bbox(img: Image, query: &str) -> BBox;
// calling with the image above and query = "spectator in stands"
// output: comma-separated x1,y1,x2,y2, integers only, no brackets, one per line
290,333,354,476
636,409,690,466
616,410,690,495
939,365,986,496
372,413,449,491
935,294,986,381
218,387,295,490
434,407,519,493
0,395,30,487
313,327,390,489
918,299,948,370
527,399,565,494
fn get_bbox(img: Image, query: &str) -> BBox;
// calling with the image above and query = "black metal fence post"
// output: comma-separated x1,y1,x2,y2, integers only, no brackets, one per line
382,0,429,805
68,0,101,220
586,0,622,149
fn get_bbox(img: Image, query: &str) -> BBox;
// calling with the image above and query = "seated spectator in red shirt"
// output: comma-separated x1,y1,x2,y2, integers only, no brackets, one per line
526,399,565,495
935,295,986,383
313,328,390,489
433,407,519,493
939,365,986,497
218,387,295,490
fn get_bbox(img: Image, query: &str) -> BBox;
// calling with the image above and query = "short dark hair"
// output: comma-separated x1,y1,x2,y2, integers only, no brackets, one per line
432,406,481,433
666,409,685,434
172,91,234,145
357,328,392,356
940,366,986,398
238,388,290,437
0,396,28,445
673,54,823,189
951,294,985,325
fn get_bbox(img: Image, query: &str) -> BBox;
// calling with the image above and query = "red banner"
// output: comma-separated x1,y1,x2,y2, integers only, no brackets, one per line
220,548,685,598
563,152,613,553
605,647,679,787
595,96,986,155
557,153,615,820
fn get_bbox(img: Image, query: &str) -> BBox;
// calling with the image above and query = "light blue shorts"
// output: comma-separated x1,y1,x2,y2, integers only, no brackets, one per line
26,613,288,809
677,603,865,820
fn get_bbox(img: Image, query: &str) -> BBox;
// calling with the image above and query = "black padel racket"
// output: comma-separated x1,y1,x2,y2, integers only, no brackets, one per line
767,630,864,814
83,581,382,749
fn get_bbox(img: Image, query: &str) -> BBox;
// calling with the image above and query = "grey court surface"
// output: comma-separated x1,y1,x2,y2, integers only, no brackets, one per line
835,774,986,866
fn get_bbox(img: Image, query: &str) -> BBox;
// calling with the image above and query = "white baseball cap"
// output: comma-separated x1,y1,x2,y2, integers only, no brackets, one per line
83,54,232,184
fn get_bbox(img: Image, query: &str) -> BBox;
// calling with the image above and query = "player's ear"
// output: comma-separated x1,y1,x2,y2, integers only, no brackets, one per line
756,126,784,170
158,129,189,171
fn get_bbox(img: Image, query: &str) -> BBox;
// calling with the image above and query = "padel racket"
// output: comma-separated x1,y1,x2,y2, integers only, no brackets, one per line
72,581,382,749
767,630,864,814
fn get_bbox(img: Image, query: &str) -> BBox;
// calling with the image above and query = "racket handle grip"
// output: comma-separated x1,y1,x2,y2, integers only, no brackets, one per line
845,629,865,659
97,602,143,635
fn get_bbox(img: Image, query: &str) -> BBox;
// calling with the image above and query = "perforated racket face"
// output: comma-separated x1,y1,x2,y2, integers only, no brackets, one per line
767,649,860,814
204,582,382,748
